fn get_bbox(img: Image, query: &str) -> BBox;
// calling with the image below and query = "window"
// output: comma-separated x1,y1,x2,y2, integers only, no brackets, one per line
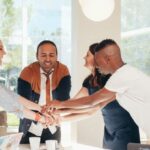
121,0,150,75
0,0,71,143
121,0,150,140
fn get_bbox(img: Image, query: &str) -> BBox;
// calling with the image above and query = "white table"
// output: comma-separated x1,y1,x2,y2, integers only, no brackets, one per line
19,143,108,150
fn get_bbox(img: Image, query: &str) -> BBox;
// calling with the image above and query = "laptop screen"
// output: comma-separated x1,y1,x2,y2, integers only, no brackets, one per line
0,133,23,149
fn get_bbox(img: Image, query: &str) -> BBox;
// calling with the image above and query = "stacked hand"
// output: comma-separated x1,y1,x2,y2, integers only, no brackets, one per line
43,100,64,113
38,115,53,128
39,102,62,127
46,100,62,112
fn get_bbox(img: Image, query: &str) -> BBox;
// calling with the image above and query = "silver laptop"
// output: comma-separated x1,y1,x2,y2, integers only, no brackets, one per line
0,133,23,149
128,143,150,150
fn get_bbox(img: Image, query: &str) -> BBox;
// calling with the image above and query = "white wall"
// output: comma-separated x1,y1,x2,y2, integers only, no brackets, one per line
71,0,121,147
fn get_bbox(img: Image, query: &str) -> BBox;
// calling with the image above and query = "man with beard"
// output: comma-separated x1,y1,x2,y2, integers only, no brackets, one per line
17,40,71,144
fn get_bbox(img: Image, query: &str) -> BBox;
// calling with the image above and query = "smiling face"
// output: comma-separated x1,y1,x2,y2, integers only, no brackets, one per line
36,43,57,73
0,40,6,65
84,50,95,71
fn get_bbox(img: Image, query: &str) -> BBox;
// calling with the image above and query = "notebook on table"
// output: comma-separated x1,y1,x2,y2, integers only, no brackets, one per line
0,133,23,150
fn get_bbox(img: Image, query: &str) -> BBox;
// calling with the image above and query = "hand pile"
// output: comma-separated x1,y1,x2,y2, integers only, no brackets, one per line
36,100,62,127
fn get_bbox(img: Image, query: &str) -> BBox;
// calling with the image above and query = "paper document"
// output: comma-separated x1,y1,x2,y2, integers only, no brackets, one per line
28,122,58,136
48,126,57,134
28,122,43,136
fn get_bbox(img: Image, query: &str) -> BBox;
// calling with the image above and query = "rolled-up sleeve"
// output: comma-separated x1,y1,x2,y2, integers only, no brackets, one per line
0,85,23,118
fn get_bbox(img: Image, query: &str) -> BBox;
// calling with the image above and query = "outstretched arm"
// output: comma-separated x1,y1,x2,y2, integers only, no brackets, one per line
47,88,114,125
0,85,41,114
50,99,112,124
60,108,99,122
54,99,110,115
73,87,89,99
22,107,42,122
0,85,54,125
49,104,100,125
51,88,116,109
18,96,41,112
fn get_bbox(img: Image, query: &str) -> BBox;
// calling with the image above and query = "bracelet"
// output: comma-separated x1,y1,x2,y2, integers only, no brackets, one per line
35,113,41,122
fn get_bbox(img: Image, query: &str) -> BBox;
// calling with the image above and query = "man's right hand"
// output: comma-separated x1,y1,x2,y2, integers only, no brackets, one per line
47,100,63,111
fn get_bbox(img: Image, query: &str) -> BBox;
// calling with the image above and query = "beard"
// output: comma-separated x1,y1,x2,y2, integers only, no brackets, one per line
98,69,108,76
40,62,56,73
42,66,53,73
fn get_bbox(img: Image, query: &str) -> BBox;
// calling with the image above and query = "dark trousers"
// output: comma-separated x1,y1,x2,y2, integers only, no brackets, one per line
20,127,61,144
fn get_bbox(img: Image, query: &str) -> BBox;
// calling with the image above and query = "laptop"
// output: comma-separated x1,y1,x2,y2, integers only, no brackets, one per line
0,133,23,150
128,143,150,150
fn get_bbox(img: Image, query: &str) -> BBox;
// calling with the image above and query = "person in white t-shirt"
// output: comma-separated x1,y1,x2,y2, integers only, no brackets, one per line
49,39,150,138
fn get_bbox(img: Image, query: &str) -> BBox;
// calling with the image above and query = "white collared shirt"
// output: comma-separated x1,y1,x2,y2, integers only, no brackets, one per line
28,68,57,135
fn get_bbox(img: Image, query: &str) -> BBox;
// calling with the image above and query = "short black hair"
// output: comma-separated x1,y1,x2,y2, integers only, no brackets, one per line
95,39,117,52
36,40,58,56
